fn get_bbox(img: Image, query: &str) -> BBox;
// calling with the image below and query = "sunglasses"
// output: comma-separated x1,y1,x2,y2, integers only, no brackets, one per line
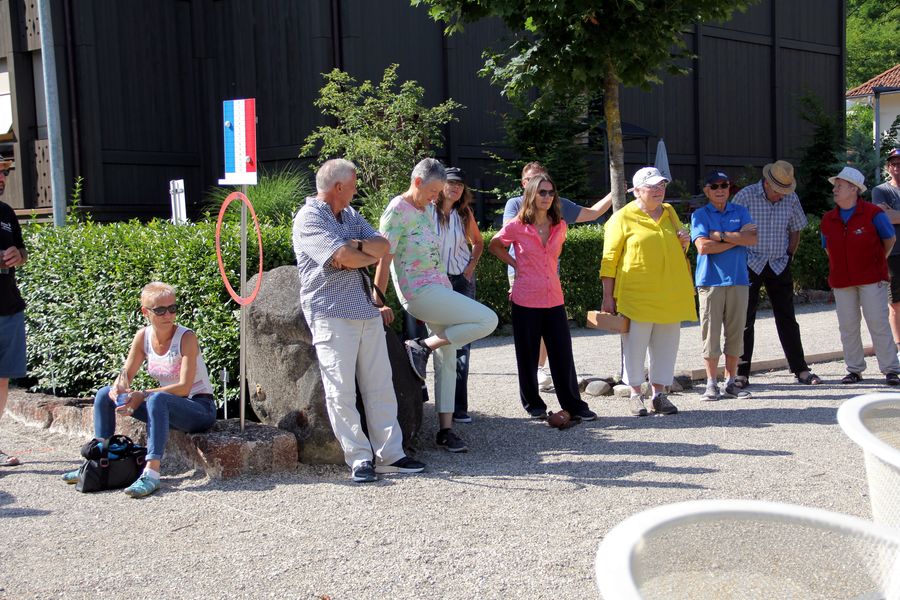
708,182,730,190
537,189,556,197
146,304,177,316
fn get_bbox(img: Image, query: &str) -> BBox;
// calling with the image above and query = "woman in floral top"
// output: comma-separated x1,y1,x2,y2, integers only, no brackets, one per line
375,158,497,453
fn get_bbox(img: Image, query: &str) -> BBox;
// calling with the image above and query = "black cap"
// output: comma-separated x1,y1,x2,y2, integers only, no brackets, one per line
445,167,465,183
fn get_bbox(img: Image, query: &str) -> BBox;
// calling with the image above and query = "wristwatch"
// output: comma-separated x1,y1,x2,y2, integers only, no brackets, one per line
719,232,726,242
357,240,363,251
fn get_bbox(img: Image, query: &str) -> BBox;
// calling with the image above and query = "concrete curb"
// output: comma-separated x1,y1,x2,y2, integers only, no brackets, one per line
675,346,872,382
4,394,299,479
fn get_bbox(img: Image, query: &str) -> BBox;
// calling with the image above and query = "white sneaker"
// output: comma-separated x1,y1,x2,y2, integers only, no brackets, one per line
537,367,553,391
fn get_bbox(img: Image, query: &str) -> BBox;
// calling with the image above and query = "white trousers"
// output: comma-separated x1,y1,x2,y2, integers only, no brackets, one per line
833,282,900,375
621,320,681,387
403,284,498,413
308,316,406,469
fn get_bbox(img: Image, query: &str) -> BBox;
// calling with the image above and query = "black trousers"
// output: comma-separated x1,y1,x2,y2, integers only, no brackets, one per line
510,302,588,414
739,263,809,377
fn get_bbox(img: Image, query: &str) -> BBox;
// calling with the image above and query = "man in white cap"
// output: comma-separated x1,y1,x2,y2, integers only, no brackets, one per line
871,148,900,353
731,160,821,387
821,166,900,385
0,156,25,467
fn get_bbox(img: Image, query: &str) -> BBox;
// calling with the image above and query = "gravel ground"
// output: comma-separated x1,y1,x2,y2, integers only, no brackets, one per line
0,304,888,599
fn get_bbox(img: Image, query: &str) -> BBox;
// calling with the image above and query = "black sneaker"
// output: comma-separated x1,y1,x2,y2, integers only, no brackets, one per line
452,412,473,423
351,460,377,483
651,393,679,415
436,429,468,453
571,408,597,421
374,456,426,474
527,407,549,420
405,339,431,382
887,373,900,386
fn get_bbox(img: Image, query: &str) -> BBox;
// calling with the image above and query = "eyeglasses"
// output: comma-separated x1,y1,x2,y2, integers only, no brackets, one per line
146,304,177,316
537,189,556,197
708,182,730,190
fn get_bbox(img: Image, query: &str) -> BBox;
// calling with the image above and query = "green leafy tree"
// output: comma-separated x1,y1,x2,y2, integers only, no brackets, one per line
847,0,900,88
795,95,843,216
488,90,598,202
413,0,756,210
301,64,462,222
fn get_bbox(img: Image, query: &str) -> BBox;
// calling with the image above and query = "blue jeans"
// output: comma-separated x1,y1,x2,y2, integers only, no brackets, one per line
93,386,216,461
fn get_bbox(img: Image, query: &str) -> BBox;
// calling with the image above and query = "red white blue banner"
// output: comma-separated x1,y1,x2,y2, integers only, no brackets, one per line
219,98,257,186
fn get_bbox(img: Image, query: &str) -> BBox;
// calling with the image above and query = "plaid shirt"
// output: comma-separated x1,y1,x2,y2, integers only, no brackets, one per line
732,181,807,275
293,197,381,321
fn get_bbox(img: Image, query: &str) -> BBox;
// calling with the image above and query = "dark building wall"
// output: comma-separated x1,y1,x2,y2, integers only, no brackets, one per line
2,0,845,219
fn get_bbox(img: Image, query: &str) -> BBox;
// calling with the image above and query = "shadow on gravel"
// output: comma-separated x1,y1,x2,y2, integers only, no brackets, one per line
0,490,52,518
599,405,837,429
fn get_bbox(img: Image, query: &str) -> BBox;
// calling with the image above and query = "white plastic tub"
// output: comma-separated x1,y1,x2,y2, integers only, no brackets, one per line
595,500,900,600
838,393,900,528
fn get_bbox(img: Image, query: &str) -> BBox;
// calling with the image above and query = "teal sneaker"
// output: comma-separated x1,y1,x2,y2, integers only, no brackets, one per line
124,474,160,498
61,469,80,484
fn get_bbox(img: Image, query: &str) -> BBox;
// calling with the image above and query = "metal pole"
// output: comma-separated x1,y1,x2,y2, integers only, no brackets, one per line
875,90,882,184
37,0,67,227
239,185,248,432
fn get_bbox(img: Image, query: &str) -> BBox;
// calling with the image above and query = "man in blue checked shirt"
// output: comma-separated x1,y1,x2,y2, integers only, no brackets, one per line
293,158,425,483
731,160,821,387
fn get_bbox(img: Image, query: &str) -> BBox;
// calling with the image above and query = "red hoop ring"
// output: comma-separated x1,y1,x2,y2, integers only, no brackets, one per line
215,192,264,306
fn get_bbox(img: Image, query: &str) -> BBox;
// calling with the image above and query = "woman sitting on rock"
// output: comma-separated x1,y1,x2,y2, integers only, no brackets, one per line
63,281,217,497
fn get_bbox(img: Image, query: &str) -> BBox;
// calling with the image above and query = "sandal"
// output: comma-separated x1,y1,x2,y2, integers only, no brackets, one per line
797,372,823,385
0,451,21,467
841,372,863,385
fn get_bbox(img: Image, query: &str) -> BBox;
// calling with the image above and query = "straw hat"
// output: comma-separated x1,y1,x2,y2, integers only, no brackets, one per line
762,160,796,195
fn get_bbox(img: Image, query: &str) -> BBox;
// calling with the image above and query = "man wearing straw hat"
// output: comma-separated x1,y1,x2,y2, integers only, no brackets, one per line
821,166,900,385
0,156,25,467
731,160,821,387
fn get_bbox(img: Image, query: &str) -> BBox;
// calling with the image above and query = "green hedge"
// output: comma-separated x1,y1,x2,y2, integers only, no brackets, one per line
20,220,293,398
18,215,827,398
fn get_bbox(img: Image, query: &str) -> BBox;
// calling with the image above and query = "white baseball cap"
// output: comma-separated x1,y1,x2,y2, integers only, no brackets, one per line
628,167,669,192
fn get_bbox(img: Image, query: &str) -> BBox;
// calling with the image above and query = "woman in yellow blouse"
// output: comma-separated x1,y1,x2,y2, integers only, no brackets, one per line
601,167,697,417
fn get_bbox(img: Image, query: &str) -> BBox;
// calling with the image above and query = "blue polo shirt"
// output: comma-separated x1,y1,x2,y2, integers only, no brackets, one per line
690,202,754,286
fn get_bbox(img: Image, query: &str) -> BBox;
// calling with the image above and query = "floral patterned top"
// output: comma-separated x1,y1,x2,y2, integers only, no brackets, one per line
380,195,451,303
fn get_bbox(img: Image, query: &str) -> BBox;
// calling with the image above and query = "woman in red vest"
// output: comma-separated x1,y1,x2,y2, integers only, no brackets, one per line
821,166,900,385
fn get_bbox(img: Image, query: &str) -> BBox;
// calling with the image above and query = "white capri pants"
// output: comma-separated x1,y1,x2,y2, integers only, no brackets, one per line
621,320,681,388
403,284,498,413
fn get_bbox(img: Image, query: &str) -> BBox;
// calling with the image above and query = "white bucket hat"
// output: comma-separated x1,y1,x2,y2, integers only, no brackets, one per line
827,166,867,194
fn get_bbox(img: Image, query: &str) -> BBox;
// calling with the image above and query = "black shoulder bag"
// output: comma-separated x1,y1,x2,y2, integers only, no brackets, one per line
75,434,148,493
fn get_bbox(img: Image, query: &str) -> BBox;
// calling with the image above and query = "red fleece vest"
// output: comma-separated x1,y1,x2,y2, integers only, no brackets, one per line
820,200,889,289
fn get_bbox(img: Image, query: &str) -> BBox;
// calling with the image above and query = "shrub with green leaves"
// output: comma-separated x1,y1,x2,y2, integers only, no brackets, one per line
203,166,314,227
792,215,829,292
300,64,462,223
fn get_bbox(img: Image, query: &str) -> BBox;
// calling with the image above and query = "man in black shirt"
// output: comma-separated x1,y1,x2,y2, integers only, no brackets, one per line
0,157,27,467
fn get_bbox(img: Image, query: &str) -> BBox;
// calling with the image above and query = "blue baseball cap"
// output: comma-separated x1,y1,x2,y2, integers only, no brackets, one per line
704,170,729,186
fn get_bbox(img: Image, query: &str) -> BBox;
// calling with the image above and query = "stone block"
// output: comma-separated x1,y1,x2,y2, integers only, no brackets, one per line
583,379,612,397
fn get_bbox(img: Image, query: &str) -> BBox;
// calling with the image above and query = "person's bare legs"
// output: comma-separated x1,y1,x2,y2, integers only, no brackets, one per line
724,354,740,381
890,303,900,351
0,378,20,466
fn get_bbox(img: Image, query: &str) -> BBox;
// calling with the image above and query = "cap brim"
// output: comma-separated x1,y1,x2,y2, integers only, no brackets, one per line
828,176,866,194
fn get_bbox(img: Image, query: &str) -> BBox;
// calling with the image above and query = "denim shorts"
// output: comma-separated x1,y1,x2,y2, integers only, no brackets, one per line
0,310,26,378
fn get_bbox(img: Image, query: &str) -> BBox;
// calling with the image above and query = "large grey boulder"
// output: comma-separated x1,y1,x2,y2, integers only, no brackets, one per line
245,266,422,464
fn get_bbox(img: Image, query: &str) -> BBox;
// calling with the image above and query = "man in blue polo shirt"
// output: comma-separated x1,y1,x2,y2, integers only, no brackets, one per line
691,170,757,400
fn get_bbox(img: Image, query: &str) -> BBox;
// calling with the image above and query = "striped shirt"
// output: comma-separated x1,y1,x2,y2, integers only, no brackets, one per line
293,197,381,321
427,204,472,276
731,181,807,275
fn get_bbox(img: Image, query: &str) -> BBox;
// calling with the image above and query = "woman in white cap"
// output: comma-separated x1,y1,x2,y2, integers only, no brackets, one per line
821,166,900,386
600,167,697,416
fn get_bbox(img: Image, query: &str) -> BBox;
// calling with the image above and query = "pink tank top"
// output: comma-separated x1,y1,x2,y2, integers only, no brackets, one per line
144,325,214,397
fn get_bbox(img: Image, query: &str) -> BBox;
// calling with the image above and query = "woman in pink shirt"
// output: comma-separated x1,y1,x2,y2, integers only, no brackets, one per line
489,174,596,421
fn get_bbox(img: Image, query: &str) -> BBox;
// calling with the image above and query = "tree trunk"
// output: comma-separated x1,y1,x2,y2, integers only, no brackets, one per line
603,61,627,212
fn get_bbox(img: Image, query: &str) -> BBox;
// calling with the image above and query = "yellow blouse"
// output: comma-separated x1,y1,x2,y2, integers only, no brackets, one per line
600,201,697,324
